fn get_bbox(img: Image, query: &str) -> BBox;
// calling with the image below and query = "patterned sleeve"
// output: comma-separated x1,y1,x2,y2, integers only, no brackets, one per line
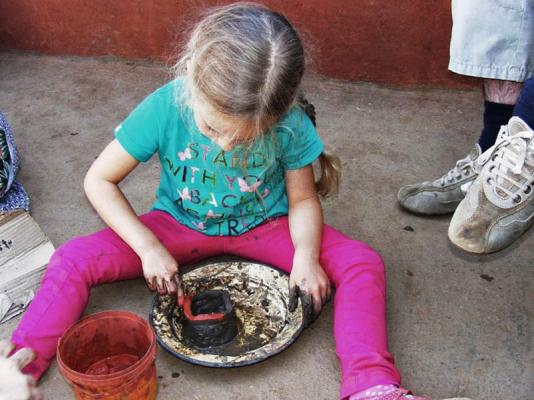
278,107,324,170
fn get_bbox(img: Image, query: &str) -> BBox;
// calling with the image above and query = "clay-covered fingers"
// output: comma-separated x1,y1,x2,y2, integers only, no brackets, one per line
155,277,167,295
162,270,186,297
288,285,314,327
10,348,36,370
302,285,330,324
164,278,177,295
299,291,314,327
145,275,157,291
162,272,185,297
288,285,299,312
0,340,14,358
147,271,184,299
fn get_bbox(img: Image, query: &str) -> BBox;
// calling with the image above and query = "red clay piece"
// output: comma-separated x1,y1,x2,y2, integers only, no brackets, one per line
180,293,226,322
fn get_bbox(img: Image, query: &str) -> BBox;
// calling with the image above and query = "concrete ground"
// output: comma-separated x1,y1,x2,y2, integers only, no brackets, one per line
0,52,532,400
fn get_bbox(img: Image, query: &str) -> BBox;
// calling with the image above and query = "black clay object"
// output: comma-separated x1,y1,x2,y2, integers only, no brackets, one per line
181,290,237,349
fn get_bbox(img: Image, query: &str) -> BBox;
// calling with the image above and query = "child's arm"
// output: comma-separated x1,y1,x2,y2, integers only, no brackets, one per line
285,164,331,324
84,139,183,297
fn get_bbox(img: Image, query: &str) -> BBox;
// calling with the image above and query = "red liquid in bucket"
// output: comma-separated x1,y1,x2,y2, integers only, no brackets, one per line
57,311,158,400
85,354,140,375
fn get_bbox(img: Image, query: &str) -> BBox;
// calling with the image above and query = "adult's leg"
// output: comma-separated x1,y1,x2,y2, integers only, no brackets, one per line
448,79,534,253
450,0,532,151
11,210,223,379
483,79,522,105
398,0,533,215
513,78,534,128
226,218,400,399
477,79,522,151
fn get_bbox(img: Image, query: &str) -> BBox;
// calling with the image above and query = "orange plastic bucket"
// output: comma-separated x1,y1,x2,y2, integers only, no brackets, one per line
57,311,158,400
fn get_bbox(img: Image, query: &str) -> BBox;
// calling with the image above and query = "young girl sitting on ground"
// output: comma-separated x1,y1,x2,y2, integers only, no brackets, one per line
5,3,469,400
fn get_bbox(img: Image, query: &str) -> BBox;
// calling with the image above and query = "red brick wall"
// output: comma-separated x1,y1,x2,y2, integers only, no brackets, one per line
0,0,477,88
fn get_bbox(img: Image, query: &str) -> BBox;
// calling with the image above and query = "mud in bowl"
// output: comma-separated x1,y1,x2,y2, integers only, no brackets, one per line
150,259,305,368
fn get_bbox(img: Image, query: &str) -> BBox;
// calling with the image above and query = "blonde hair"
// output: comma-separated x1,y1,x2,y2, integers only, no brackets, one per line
173,2,340,196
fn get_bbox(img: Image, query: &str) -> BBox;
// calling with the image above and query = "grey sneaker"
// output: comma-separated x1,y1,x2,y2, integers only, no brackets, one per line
397,146,481,215
449,117,534,253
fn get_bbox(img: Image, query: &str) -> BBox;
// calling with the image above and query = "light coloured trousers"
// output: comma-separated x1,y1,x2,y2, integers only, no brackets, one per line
449,0,534,81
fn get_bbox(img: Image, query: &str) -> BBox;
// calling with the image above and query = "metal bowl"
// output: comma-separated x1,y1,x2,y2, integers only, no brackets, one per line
149,258,305,368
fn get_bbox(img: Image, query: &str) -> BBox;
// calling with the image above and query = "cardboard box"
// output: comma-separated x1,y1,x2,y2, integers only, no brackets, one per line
0,210,55,323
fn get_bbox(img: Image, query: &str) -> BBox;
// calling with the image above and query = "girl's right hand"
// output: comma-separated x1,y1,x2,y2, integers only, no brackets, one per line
139,244,184,298
0,341,42,400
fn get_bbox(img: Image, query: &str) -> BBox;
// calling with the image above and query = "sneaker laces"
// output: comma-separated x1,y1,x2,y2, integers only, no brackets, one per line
440,153,476,186
476,124,511,166
487,130,534,203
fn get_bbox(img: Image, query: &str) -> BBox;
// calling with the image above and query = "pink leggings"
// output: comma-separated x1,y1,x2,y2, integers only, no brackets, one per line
12,211,400,399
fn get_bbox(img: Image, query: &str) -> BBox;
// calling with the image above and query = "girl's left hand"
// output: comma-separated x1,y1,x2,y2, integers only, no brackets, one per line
288,251,331,326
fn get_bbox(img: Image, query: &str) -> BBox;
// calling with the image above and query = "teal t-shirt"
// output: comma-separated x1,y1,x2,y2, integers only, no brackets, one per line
114,79,324,236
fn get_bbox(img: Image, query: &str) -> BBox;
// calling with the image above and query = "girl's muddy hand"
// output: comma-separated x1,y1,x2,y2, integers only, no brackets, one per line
288,285,314,327
0,341,43,400
139,243,180,296
288,254,331,326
